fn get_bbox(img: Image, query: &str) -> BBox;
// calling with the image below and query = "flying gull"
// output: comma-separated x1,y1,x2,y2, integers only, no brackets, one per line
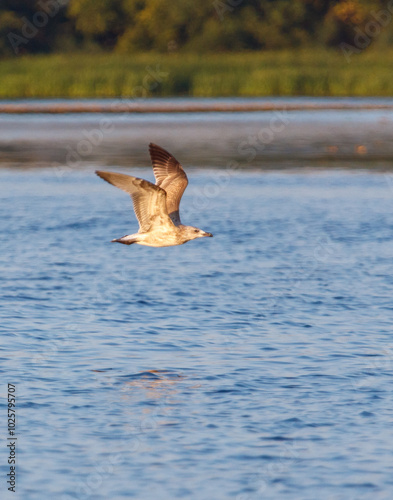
96,143,213,247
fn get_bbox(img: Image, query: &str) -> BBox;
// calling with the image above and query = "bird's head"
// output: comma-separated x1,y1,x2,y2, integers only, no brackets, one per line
183,226,213,241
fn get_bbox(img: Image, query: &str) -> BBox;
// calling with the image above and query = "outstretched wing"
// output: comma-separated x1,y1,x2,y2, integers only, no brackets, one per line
96,171,174,232
149,143,188,226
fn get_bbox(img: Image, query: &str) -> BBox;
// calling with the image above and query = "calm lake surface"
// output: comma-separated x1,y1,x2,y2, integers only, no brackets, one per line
1,101,393,499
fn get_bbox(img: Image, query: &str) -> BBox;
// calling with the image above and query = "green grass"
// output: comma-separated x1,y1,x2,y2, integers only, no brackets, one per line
1,49,393,98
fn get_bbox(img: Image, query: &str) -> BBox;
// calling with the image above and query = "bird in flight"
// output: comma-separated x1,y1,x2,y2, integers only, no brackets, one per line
96,143,213,247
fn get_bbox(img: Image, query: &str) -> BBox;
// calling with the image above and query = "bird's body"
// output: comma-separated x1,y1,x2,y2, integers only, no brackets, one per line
113,225,205,248
96,143,213,247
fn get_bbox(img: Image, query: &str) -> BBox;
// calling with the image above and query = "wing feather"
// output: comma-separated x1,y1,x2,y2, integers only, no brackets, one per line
149,143,188,225
96,171,174,232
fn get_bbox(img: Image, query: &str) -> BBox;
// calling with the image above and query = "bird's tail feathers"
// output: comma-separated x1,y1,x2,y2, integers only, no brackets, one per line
111,234,139,245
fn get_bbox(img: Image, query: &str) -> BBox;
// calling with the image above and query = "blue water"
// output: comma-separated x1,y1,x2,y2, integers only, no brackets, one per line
1,166,393,500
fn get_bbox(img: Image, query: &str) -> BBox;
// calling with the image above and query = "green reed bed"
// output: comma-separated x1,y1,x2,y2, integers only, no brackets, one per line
1,50,393,98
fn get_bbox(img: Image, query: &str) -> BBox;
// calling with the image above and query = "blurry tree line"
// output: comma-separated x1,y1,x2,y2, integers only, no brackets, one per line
2,0,393,56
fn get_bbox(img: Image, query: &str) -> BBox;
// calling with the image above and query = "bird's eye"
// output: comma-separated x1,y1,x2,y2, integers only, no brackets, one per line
194,229,198,233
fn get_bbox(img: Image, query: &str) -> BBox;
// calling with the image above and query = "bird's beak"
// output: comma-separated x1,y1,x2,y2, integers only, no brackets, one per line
203,232,213,237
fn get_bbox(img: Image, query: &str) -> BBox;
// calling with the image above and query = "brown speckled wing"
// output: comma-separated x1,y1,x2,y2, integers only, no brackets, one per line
149,143,188,225
96,171,174,232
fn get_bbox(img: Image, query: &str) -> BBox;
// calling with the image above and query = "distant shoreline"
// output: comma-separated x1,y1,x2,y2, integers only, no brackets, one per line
2,101,393,114
2,51,393,101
